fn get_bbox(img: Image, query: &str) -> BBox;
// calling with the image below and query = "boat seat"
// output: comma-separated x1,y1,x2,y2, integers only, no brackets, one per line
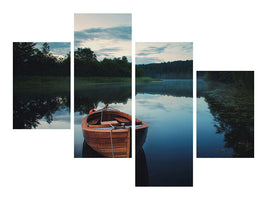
101,121,119,126
114,117,131,123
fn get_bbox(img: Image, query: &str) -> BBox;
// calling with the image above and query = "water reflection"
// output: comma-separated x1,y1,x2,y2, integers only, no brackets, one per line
75,83,131,114
197,79,254,157
136,79,193,97
136,148,148,186
74,82,132,158
136,79,193,186
13,94,70,129
82,140,105,157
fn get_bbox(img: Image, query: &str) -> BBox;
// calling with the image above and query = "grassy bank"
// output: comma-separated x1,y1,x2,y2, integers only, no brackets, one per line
136,77,161,82
205,87,254,116
13,76,70,94
204,86,254,157
75,77,131,90
14,76,159,93
75,76,160,90
76,76,131,83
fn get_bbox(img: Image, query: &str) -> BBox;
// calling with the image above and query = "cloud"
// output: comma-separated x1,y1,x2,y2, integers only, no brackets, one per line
96,47,121,53
95,47,122,57
181,43,193,52
136,42,193,64
48,42,70,49
75,26,131,44
136,57,162,64
74,26,132,61
136,99,168,112
137,45,168,56
74,39,82,47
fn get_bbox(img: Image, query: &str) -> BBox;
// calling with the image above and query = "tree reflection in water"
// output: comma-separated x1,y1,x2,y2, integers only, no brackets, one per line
75,83,131,114
13,95,70,129
203,85,254,157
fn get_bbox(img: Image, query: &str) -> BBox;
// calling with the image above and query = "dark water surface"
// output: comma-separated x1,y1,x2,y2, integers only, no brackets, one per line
13,91,70,129
74,82,132,158
136,79,193,186
197,79,254,158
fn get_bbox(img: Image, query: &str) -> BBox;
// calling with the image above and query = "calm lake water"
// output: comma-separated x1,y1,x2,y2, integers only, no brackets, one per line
197,79,254,157
197,97,234,157
13,92,70,129
74,82,132,158
136,79,193,186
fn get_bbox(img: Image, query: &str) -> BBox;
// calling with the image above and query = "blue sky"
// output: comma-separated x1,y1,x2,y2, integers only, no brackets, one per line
136,42,193,64
36,42,70,57
74,14,132,61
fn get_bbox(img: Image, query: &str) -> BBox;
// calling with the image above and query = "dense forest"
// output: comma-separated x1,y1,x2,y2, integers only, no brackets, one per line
136,60,193,79
13,42,70,77
199,71,254,89
74,48,131,77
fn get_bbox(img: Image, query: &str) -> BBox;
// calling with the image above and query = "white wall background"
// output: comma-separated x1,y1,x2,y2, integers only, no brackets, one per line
0,0,266,199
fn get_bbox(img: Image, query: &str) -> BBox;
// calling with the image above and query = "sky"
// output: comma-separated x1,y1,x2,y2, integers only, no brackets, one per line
135,42,193,64
74,14,132,61
36,42,70,58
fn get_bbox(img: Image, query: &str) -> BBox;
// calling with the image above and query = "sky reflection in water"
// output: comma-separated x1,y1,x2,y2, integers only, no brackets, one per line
136,80,193,186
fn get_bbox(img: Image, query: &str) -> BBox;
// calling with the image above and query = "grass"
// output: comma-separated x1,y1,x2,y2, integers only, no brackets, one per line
75,76,131,83
136,77,161,82
75,77,131,90
205,86,254,123
13,76,160,93
75,76,160,90
13,76,70,94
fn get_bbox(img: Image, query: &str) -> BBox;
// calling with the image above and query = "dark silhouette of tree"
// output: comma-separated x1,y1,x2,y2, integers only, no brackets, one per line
74,47,131,77
75,48,97,61
13,42,70,77
204,71,254,89
136,67,145,77
13,42,37,74
42,42,50,56
136,60,193,79
122,56,128,63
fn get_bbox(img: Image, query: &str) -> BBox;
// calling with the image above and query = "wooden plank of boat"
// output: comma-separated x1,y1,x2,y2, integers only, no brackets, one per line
82,127,130,157
101,120,119,126
88,118,100,125
114,117,130,123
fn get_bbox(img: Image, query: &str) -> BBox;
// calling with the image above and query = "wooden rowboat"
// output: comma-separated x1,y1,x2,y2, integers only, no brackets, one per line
81,105,148,158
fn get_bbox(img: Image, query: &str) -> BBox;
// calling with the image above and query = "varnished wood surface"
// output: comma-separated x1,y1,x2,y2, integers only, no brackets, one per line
82,127,130,158
81,106,148,158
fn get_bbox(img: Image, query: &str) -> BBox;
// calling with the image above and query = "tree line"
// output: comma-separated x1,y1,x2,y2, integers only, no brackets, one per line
201,71,254,89
136,60,193,79
13,42,70,77
74,48,131,77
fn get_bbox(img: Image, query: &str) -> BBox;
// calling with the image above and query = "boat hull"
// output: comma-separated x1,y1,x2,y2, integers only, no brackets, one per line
136,125,148,153
82,126,131,158
81,108,148,158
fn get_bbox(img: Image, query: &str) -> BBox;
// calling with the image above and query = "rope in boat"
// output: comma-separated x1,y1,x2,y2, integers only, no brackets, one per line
100,110,103,123
109,123,114,158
